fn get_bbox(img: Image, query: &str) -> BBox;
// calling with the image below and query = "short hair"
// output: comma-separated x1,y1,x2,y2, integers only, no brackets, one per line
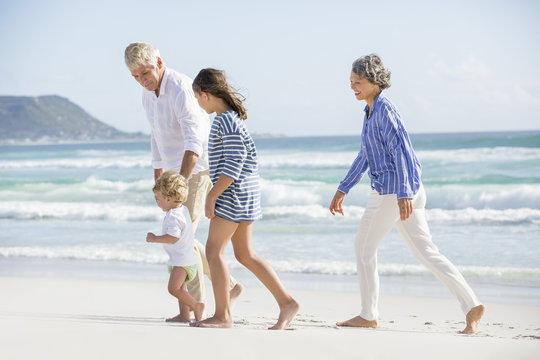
352,54,391,90
124,42,161,70
153,171,188,203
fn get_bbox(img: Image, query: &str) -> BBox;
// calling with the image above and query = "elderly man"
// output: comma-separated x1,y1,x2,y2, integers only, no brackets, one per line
125,42,242,322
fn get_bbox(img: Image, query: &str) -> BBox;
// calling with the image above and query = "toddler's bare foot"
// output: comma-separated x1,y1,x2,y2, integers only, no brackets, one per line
193,302,205,322
269,299,300,330
230,283,243,306
190,315,233,328
461,304,485,334
165,314,191,323
336,315,378,328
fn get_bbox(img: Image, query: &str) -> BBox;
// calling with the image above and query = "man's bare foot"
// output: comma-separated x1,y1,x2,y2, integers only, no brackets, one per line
190,315,233,328
269,299,300,330
193,302,205,322
165,314,191,323
336,315,378,328
461,304,485,334
230,283,243,306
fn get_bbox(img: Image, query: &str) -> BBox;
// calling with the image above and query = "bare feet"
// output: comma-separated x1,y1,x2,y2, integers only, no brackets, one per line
193,302,205,322
190,315,233,328
230,283,243,306
165,314,191,323
461,304,485,334
269,299,300,330
336,315,378,328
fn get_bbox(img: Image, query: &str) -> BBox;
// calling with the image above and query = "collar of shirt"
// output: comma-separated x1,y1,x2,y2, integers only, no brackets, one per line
363,91,385,119
149,67,171,100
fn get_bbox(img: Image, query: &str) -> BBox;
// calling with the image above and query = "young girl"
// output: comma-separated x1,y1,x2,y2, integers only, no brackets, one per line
190,68,299,329
146,170,205,322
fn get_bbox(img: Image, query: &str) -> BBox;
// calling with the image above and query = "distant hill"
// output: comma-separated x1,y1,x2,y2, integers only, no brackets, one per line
0,95,148,144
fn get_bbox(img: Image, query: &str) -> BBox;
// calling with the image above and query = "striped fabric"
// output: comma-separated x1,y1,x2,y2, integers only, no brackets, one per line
208,110,261,223
338,92,422,199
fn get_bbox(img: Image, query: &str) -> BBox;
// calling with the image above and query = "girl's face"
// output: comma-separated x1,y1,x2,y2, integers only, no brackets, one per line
194,91,213,114
153,191,175,212
350,72,380,102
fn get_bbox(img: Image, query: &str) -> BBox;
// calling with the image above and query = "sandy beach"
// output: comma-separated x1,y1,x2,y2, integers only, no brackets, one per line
1,275,539,360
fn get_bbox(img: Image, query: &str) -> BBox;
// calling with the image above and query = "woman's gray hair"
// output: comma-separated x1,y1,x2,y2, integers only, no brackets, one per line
352,54,391,90
124,42,161,70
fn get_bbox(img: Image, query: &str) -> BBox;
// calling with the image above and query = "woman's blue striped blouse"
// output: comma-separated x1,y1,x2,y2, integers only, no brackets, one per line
338,92,422,199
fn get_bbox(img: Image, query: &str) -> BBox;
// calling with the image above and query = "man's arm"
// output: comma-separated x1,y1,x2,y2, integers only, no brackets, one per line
154,168,164,182
179,150,199,180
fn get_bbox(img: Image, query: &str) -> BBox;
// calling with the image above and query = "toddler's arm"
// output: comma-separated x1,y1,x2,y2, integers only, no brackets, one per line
146,232,179,244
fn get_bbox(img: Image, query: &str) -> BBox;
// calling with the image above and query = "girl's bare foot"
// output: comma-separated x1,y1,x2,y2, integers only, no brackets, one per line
336,315,378,328
461,304,485,334
230,283,243,306
193,302,205,322
165,314,191,323
269,299,300,330
190,315,233,328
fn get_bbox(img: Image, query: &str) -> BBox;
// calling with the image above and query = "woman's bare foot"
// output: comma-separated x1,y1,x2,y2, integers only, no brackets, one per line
461,304,485,334
193,302,205,322
269,299,300,330
190,315,233,328
336,315,378,328
165,314,191,323
230,283,243,306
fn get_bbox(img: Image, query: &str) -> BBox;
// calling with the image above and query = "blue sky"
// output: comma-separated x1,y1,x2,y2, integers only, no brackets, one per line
1,0,539,136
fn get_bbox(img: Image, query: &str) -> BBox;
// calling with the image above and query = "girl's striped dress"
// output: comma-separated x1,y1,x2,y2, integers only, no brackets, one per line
208,110,262,223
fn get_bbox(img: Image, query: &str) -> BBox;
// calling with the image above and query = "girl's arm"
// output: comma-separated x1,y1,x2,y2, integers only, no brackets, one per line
146,232,179,244
205,175,234,219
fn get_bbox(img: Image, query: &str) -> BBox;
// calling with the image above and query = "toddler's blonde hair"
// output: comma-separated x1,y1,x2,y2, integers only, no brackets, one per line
153,170,188,203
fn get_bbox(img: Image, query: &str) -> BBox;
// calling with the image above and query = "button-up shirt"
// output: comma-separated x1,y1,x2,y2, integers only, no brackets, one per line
338,92,422,199
142,68,210,175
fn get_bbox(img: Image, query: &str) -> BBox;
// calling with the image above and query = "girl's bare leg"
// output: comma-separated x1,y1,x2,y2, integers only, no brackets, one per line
191,216,238,328
231,222,299,330
168,267,205,321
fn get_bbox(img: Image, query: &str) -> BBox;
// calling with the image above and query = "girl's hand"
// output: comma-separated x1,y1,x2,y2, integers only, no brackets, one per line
329,190,345,216
146,232,156,243
397,198,413,221
205,196,216,219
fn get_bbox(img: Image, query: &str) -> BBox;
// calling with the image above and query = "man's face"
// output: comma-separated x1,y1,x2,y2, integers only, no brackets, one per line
130,62,162,92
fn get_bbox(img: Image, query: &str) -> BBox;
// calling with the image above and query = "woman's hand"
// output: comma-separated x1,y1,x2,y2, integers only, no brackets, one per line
397,198,413,221
329,190,346,216
205,195,216,219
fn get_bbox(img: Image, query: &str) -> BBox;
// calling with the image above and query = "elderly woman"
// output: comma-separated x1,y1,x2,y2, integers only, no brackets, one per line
329,54,485,334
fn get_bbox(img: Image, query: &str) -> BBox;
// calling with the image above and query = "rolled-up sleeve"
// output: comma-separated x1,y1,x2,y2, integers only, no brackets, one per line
175,85,205,157
150,132,164,169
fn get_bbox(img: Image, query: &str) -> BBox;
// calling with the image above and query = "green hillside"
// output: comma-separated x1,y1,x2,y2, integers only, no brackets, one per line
0,95,146,144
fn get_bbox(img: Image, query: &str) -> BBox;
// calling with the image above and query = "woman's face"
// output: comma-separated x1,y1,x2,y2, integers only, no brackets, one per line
350,72,379,102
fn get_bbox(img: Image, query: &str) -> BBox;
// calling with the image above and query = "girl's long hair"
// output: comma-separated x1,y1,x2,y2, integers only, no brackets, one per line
192,68,247,120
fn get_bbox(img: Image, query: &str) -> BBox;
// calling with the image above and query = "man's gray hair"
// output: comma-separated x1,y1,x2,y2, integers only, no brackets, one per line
352,54,391,90
124,42,161,70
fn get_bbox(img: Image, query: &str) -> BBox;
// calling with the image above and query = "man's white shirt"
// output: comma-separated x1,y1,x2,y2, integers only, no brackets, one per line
142,68,210,175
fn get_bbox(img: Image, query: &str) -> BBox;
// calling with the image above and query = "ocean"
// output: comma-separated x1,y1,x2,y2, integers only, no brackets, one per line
1,131,539,305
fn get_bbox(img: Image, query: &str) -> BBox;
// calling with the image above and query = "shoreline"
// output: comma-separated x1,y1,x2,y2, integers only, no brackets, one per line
1,274,539,360
2,256,540,307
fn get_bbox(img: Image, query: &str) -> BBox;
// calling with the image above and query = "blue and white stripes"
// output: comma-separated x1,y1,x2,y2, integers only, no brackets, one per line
338,92,422,199
209,111,261,222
